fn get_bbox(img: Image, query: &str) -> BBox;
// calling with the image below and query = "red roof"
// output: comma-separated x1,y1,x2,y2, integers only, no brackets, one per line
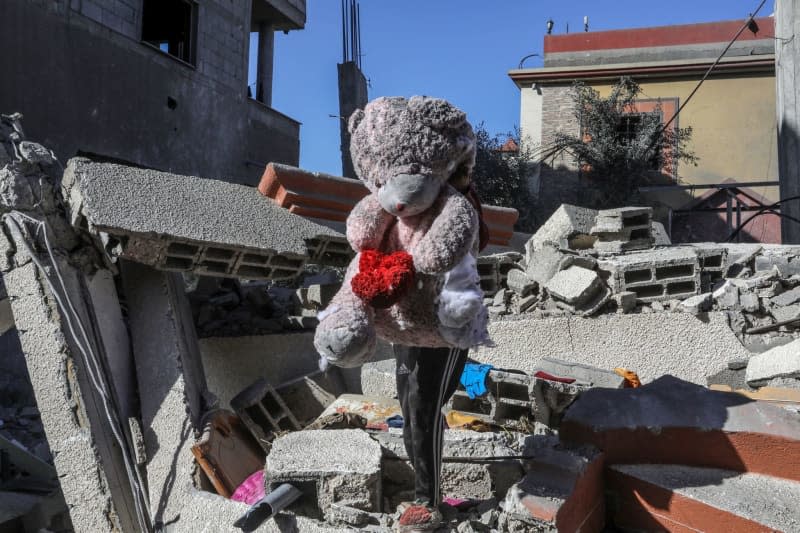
544,17,774,54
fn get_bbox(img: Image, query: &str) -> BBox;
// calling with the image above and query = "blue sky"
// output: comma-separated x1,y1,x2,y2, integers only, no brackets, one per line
255,0,772,176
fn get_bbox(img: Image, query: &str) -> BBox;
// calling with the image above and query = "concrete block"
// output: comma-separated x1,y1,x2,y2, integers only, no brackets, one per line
712,279,739,309
231,378,301,451
544,266,602,305
591,207,653,253
530,376,584,427
680,292,712,314
613,291,636,313
597,246,700,302
505,268,536,297
770,303,800,323
740,291,760,312
754,245,800,277
526,204,598,255
266,429,383,516
534,357,625,389
560,375,800,483
608,464,800,533
359,355,397,398
500,438,604,533
746,338,800,386
449,369,534,428
198,332,365,409
525,241,565,286
771,286,800,307
62,158,344,280
651,221,671,245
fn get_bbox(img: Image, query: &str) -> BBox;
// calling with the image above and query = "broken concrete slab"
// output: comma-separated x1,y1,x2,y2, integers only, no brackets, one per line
771,286,800,307
770,303,800,323
62,158,347,280
679,292,712,314
505,268,536,297
608,464,800,533
525,204,597,256
754,245,800,277
266,429,383,516
560,375,800,483
534,357,625,389
651,221,671,245
120,261,209,527
500,437,604,533
525,241,565,286
544,266,602,306
483,312,747,385
713,279,739,309
746,338,800,387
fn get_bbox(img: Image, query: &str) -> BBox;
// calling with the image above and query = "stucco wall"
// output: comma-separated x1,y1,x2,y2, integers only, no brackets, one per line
591,73,779,204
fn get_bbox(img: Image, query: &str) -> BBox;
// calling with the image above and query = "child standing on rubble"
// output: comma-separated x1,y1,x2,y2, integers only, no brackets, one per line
313,96,492,532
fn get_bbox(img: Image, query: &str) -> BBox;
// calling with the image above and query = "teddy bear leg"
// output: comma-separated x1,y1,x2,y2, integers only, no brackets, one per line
313,286,376,368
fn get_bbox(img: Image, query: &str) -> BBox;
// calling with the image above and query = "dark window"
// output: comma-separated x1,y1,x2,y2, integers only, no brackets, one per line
616,113,662,171
142,0,197,65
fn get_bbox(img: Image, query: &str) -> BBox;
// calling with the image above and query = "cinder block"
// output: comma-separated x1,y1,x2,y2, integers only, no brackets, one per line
690,243,728,291
597,246,700,302
448,370,534,428
266,429,383,517
591,207,654,253
230,378,301,452
505,268,536,297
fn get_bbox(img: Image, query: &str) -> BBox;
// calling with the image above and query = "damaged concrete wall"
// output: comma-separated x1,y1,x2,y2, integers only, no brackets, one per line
0,114,141,531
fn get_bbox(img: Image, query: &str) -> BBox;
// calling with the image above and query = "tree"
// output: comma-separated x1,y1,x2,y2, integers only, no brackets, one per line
471,123,536,231
543,77,697,205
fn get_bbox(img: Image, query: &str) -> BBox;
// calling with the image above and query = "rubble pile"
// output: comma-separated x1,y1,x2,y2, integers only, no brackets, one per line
186,271,343,337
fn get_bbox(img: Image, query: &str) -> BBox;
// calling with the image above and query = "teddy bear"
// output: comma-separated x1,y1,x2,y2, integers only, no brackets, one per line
313,96,492,368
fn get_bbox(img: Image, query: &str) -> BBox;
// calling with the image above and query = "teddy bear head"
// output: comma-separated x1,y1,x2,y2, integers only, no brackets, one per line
348,96,476,218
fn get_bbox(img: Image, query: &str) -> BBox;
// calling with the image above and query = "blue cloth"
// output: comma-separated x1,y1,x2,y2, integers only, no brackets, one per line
386,414,404,428
459,363,493,399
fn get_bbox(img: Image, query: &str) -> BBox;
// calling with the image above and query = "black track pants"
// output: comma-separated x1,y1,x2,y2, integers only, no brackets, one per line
393,345,469,505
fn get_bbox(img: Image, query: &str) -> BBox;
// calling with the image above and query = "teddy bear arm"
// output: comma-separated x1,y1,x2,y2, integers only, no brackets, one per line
346,194,395,251
412,193,478,274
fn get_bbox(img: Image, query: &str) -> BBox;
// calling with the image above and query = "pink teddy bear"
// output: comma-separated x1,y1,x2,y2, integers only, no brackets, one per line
313,96,491,368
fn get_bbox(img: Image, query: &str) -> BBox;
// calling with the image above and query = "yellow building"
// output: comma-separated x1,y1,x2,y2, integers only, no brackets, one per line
509,17,780,243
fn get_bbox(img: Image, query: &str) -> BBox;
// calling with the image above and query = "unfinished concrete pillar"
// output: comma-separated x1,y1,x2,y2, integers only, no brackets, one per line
256,22,275,106
776,0,800,243
337,61,368,178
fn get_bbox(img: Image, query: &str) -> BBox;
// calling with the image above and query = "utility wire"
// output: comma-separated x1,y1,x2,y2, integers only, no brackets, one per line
3,212,153,532
725,195,800,241
644,0,768,155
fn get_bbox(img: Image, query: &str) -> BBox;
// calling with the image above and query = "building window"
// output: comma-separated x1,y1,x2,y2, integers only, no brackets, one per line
141,0,197,65
615,113,662,171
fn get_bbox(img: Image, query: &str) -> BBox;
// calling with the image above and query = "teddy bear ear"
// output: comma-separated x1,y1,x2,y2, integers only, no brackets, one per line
408,96,467,129
348,109,365,135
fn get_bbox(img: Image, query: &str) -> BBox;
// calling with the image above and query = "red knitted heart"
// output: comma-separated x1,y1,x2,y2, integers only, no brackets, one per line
351,249,415,308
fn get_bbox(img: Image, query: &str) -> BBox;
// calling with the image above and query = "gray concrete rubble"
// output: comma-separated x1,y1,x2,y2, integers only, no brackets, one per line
745,337,800,386
266,429,383,516
3,113,800,533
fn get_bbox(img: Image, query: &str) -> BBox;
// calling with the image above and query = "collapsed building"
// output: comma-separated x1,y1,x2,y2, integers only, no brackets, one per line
1,115,799,532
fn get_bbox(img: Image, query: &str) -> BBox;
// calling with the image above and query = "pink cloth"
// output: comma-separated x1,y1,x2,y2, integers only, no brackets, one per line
231,470,265,505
